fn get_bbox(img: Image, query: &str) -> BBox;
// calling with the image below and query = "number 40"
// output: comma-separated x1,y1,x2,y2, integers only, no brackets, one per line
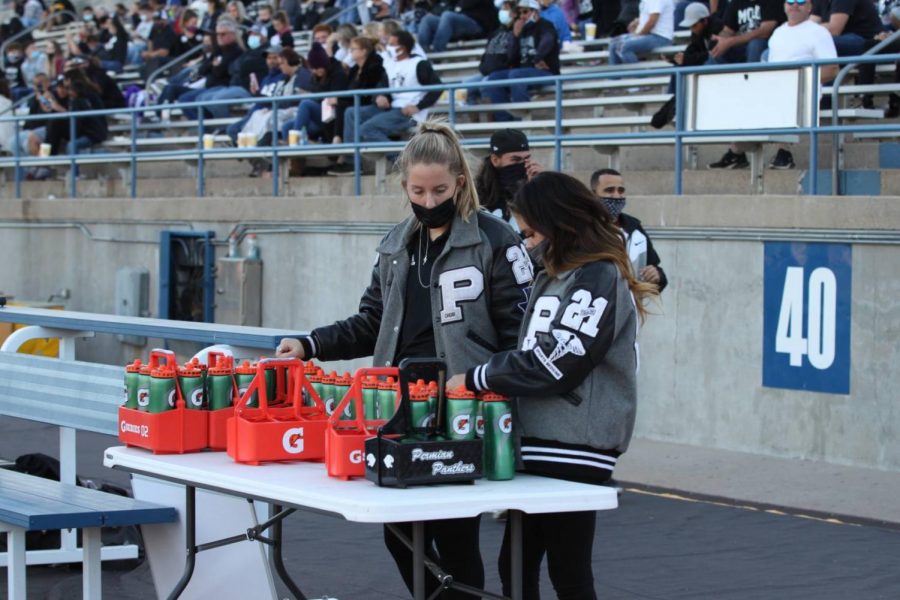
775,267,837,370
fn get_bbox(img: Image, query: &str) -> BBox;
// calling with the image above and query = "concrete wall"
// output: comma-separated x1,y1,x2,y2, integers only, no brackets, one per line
1,195,898,471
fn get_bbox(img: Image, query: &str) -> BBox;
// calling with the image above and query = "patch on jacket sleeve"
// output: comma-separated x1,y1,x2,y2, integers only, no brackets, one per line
534,329,586,380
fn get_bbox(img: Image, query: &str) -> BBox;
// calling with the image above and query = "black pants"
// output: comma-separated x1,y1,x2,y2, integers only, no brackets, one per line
499,511,598,600
384,515,485,599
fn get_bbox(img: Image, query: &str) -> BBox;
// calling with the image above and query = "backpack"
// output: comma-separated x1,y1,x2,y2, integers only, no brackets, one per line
479,28,514,76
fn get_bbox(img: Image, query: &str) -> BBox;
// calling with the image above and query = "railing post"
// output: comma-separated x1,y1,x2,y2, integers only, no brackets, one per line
130,110,138,198
13,118,21,199
197,108,205,197
68,113,76,199
809,64,819,196
449,84,456,127
674,71,684,196
353,94,361,197
271,97,280,197
554,78,562,171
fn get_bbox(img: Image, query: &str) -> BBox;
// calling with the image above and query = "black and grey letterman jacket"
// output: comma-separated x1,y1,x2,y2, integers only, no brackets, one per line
299,210,533,377
464,260,639,485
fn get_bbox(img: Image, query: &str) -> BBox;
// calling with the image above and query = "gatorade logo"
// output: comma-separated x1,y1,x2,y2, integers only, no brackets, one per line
238,386,249,398
452,414,471,436
325,398,336,415
343,403,353,419
189,388,204,408
167,389,177,409
137,387,150,408
475,415,485,436
349,449,363,464
499,413,512,434
418,414,435,428
282,427,305,454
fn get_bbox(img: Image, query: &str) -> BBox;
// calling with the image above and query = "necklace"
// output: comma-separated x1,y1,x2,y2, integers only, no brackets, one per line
415,227,430,289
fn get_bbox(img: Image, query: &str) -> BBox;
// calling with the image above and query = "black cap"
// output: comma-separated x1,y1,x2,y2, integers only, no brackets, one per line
490,128,529,155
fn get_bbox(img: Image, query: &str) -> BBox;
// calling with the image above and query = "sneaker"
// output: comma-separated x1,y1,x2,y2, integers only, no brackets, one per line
769,148,795,170
327,162,355,176
708,150,749,169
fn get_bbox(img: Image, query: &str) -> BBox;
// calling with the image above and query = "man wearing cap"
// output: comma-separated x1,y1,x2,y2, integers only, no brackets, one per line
608,0,675,65
476,128,543,228
484,0,560,122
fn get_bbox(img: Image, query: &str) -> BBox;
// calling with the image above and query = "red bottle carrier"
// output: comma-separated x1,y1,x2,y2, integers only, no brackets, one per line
325,368,400,480
206,351,237,450
226,358,328,465
118,349,209,454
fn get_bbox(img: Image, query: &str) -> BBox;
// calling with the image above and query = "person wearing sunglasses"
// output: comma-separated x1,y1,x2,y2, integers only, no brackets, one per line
590,168,668,291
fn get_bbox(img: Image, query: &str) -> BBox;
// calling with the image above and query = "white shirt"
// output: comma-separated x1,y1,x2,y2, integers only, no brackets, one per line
767,19,837,62
638,0,675,41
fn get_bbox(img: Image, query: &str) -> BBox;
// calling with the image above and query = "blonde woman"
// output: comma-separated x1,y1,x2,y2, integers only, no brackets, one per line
278,121,533,599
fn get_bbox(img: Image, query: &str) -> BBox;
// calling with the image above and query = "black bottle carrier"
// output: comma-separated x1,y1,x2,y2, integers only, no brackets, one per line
364,358,483,488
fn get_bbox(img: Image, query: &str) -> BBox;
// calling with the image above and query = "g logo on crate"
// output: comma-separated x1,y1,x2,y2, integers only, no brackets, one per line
475,415,485,436
499,413,512,434
137,388,150,408
452,414,471,436
282,427,305,454
167,389,177,409
349,449,363,464
189,388,204,408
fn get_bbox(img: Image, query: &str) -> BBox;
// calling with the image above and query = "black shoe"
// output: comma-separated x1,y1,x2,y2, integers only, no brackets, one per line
886,94,900,119
708,150,749,169
769,148,795,170
327,162,355,176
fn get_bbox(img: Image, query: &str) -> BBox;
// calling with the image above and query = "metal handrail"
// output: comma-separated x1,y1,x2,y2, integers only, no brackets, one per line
0,91,35,117
0,10,77,58
321,0,370,26
830,28,900,196
145,44,205,102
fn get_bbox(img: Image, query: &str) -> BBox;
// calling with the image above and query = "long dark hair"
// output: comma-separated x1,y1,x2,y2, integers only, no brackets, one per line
510,171,656,319
63,68,101,98
475,157,508,215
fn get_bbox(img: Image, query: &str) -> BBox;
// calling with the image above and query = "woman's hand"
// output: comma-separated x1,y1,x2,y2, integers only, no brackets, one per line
446,374,467,390
275,338,306,359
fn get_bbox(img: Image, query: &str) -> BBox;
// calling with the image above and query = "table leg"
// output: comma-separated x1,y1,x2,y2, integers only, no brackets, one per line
413,521,425,600
82,527,102,600
6,526,26,600
510,510,523,600
270,503,307,600
167,485,197,600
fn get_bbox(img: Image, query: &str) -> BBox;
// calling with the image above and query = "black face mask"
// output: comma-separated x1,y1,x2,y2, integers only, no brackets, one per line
600,196,627,220
497,162,527,192
527,239,548,265
411,197,456,229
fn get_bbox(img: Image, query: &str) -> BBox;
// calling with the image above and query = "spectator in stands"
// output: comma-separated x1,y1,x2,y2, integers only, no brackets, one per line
43,68,108,156
475,128,543,229
156,32,216,107
279,42,349,143
97,15,129,72
269,11,296,49
608,0,675,65
47,41,65,78
327,23,359,67
126,3,155,67
178,16,246,119
226,0,253,29
253,3,275,36
484,0,560,122
20,0,45,28
0,79,14,155
708,0,783,63
368,0,393,21
539,0,575,45
49,0,76,26
765,0,837,169
382,19,429,56
590,168,668,290
810,0,882,55
21,40,50,88
3,42,29,101
281,0,302,26
201,0,224,33
313,23,335,46
75,56,127,108
140,8,177,79
417,0,499,52
330,30,442,173
173,10,203,57
466,0,515,106
82,5,96,23
858,5,899,116
226,49,286,170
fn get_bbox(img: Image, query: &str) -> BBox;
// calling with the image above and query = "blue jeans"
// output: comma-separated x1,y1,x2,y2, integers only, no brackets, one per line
66,136,93,155
100,59,123,73
344,103,382,143
609,33,671,65
227,113,251,143
127,42,146,66
485,67,550,121
177,87,208,119
417,12,483,52
706,37,768,64
281,99,323,141
463,74,488,105
183,86,252,120
832,33,867,57
358,107,415,142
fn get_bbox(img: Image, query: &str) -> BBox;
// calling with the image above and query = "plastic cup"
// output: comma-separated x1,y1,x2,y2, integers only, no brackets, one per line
585,23,597,40
288,129,301,146
39,143,51,157
202,134,215,149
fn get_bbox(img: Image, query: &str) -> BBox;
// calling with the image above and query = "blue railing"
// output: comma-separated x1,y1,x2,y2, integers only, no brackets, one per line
2,53,899,198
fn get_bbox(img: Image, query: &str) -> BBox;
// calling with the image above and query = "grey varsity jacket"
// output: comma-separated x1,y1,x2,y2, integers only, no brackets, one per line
464,260,639,484
301,210,533,376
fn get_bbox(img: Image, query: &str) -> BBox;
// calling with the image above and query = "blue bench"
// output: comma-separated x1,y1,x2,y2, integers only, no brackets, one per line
0,468,177,600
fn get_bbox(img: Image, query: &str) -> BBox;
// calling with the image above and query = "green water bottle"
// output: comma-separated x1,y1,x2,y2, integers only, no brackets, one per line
335,372,354,420
207,358,234,411
376,377,397,420
177,363,205,410
137,364,152,412
235,360,258,408
320,371,337,416
303,362,319,406
362,376,379,420
264,362,278,405
148,367,177,413
475,399,485,438
445,387,478,440
409,382,433,428
481,392,515,480
124,359,142,409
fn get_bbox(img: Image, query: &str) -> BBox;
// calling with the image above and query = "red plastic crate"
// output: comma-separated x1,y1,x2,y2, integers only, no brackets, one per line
226,358,328,465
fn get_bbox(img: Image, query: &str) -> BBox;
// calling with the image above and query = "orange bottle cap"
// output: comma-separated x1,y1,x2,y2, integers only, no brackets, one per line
177,365,202,377
151,366,177,378
480,391,509,402
362,376,379,389
410,384,429,401
126,359,142,373
446,386,476,399
377,376,395,390
235,360,257,375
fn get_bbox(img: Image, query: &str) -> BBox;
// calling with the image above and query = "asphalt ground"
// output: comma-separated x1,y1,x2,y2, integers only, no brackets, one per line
2,417,900,600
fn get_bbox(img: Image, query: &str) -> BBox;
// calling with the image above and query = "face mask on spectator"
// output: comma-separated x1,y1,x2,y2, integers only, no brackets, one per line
497,162,527,192
139,14,148,22
187,25,198,34
499,9,511,25
83,13,93,21
494,0,504,7
248,34,262,49
527,238,548,264
600,196,627,220
385,44,398,60
6,52,22,63
30,49,41,60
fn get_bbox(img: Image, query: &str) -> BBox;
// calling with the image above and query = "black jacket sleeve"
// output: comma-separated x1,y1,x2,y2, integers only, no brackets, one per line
466,263,621,397
306,256,385,361
634,220,667,292
415,60,443,110
489,239,533,351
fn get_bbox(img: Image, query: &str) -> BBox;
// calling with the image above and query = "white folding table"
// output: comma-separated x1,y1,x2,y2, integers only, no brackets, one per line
104,446,617,600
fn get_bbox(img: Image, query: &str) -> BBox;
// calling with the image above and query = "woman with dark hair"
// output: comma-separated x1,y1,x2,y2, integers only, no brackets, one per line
448,171,657,600
200,0,224,33
97,15,129,72
42,68,108,155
